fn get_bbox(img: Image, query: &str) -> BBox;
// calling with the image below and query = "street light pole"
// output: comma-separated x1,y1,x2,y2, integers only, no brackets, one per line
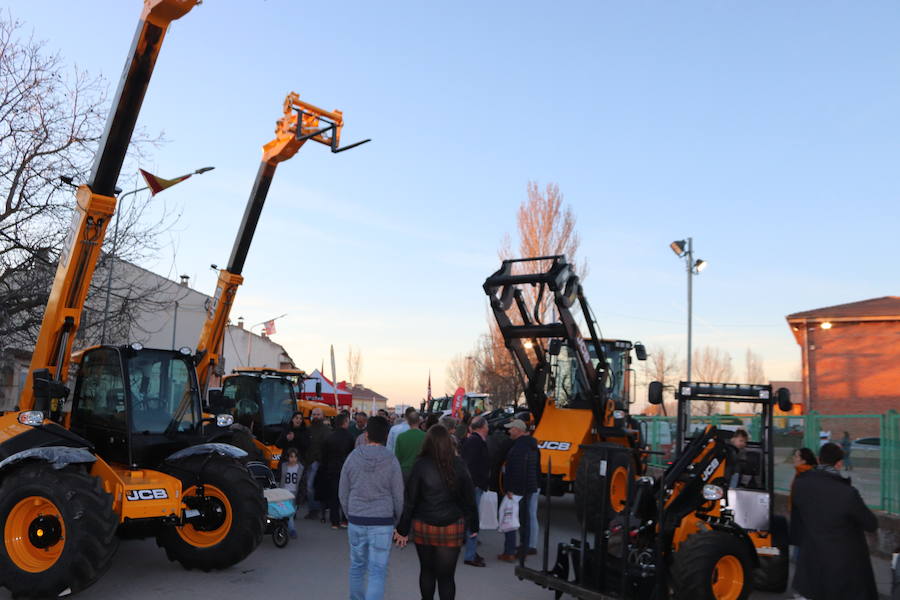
686,236,693,382
99,166,215,344
246,313,287,366
670,237,707,382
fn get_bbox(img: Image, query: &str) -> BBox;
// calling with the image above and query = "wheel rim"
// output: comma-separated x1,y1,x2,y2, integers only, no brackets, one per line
609,466,628,511
5,496,65,573
711,555,744,600
176,484,232,548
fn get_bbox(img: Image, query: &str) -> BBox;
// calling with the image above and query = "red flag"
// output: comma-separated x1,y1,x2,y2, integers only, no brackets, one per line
263,319,276,336
451,387,465,418
139,168,192,196
427,371,432,403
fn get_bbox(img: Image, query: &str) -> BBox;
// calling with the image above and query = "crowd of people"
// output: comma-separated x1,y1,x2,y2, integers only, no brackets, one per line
271,406,538,600
271,410,881,600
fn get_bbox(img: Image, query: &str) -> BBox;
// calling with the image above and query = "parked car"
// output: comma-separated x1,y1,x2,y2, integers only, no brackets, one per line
850,437,880,454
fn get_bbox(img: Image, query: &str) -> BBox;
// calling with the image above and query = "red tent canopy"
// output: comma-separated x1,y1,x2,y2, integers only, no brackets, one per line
300,370,352,408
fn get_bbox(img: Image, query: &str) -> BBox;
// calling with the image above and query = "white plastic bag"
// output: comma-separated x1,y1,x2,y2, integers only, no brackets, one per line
479,490,499,530
497,493,521,533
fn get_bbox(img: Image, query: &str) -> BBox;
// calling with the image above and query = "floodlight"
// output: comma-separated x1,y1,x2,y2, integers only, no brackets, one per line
694,259,707,273
670,240,686,257
820,322,833,330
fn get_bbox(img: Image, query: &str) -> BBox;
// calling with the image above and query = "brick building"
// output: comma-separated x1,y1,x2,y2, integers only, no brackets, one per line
786,296,900,415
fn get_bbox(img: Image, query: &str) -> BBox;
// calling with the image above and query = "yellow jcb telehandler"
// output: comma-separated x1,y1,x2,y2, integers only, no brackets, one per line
0,3,267,597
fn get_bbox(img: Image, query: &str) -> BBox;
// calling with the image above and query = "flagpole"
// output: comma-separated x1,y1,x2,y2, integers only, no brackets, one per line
330,345,338,411
99,166,214,344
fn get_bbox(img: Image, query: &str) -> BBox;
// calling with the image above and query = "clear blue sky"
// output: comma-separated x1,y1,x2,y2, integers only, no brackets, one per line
11,1,900,404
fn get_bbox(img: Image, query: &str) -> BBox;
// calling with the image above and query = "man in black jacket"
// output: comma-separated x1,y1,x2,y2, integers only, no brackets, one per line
791,442,878,600
499,418,539,562
319,413,355,528
304,407,331,519
461,416,490,567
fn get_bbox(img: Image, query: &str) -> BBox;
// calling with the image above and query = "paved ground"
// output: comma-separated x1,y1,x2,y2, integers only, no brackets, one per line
1,495,891,599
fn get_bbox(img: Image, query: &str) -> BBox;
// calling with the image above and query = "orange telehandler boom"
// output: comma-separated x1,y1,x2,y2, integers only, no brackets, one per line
194,92,369,393
20,0,201,415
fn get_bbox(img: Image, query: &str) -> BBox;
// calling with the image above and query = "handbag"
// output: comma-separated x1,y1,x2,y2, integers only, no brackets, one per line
497,493,521,533
479,490,499,530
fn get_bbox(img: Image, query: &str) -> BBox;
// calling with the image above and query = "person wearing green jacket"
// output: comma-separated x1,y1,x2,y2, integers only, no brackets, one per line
395,411,425,478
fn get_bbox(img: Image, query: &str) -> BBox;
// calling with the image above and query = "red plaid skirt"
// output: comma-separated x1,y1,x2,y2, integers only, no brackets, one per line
412,518,465,547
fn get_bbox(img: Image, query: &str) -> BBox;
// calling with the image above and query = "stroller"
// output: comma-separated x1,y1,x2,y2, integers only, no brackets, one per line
246,461,297,548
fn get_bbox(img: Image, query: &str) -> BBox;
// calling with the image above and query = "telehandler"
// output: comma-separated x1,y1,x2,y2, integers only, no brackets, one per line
516,381,792,599
483,255,647,508
194,92,367,467
193,92,369,400
1,3,268,596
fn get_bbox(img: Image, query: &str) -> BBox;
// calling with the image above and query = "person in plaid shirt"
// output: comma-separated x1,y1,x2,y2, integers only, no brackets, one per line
396,425,477,600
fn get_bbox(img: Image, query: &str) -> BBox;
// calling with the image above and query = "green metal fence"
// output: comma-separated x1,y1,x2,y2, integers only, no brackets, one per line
634,410,900,515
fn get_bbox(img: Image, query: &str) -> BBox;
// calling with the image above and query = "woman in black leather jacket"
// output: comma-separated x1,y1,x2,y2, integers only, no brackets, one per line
396,425,477,600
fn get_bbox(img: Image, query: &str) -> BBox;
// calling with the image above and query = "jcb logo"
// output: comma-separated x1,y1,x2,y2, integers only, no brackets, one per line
537,441,572,451
701,458,720,481
125,488,169,501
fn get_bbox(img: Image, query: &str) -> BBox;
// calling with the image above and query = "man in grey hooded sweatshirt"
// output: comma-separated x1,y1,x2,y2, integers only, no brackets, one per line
339,415,404,600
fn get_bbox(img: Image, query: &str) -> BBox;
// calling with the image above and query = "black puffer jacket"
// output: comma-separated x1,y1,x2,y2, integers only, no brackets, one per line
397,456,477,537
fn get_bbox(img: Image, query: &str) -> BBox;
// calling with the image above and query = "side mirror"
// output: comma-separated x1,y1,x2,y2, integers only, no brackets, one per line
776,387,792,412
648,381,663,405
207,388,233,412
32,369,68,413
634,343,647,361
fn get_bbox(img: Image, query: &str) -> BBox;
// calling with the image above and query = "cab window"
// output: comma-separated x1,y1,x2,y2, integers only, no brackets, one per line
73,348,126,429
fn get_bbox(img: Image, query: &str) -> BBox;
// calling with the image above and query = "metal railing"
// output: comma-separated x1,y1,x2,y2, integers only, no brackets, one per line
634,409,900,514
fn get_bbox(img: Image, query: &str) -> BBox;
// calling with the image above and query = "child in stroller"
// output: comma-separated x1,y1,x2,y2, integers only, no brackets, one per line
247,449,301,547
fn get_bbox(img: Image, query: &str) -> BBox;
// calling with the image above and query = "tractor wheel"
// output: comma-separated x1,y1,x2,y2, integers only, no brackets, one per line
671,530,753,600
157,454,265,571
753,516,789,593
575,446,632,531
0,463,118,598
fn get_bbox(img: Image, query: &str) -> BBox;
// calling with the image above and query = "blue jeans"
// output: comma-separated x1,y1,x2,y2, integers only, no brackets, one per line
503,493,531,555
348,523,393,600
307,461,320,511
528,491,539,549
464,487,483,561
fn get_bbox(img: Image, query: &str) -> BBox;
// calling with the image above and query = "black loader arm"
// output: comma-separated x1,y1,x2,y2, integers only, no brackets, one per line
483,255,610,427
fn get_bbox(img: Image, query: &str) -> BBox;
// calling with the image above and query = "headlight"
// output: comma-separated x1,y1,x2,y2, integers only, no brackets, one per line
178,346,192,356
613,410,625,420
702,484,724,501
130,342,144,351
17,411,44,426
216,414,234,427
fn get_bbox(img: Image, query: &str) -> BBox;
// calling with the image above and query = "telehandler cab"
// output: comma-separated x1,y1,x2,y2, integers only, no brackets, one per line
515,381,792,600
210,368,304,469
0,3,268,597
483,255,647,508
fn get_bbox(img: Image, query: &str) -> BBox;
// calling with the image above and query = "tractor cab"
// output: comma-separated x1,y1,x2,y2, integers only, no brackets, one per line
218,372,295,445
68,345,230,468
547,338,645,410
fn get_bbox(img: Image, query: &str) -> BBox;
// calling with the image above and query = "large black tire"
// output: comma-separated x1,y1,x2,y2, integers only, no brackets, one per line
753,516,789,593
156,454,265,571
671,530,754,600
0,464,118,599
574,446,633,532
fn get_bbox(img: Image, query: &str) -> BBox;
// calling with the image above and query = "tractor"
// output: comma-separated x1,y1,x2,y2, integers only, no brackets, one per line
515,381,793,599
